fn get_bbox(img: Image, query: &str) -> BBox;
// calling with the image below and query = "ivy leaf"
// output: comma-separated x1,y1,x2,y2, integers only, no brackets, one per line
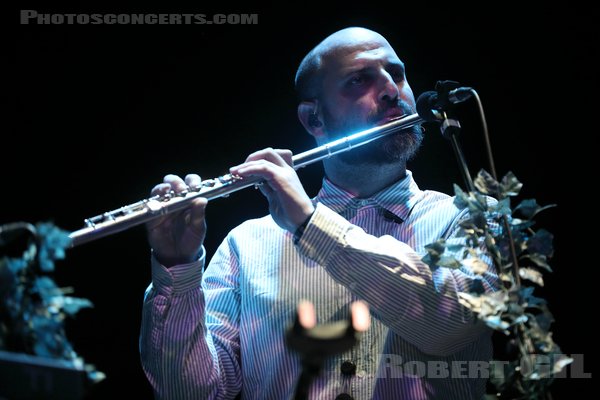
500,273,514,285
465,290,518,336
87,368,107,384
422,239,446,269
472,193,490,213
474,169,500,196
526,293,547,309
521,254,552,272
5,257,28,274
490,197,512,215
453,184,469,209
500,171,523,197
470,279,486,294
527,229,554,257
461,257,489,274
425,239,446,254
519,267,544,286
31,315,71,358
514,199,539,219
506,301,524,317
421,254,437,269
437,256,462,269
509,218,536,231
446,243,465,252
483,315,511,332
33,276,61,299
0,259,17,296
459,213,488,238
49,296,94,316
535,310,554,331
518,286,534,301
454,184,490,214
471,211,488,230
553,355,574,374
496,236,517,261
36,223,72,272
458,291,508,316
514,199,557,219
484,233,502,266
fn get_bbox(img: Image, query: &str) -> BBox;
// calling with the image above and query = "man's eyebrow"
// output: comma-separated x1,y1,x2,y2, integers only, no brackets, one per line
340,60,405,79
387,61,405,75
341,67,370,78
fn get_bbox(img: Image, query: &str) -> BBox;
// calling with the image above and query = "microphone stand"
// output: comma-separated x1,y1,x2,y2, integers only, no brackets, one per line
417,80,476,192
438,109,475,192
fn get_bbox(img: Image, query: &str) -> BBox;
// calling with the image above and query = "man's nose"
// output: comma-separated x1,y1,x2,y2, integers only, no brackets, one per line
378,70,400,102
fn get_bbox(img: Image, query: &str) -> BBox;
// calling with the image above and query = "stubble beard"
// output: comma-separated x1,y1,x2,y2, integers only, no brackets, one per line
321,102,423,166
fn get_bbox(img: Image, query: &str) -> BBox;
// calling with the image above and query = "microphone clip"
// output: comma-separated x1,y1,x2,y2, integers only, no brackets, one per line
434,80,462,110
416,80,473,139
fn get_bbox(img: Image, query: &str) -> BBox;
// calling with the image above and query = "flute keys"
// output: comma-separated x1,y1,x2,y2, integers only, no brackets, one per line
198,179,216,188
188,184,202,192
219,173,242,184
146,199,162,212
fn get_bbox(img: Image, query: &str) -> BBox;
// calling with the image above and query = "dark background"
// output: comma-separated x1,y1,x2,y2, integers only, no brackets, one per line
6,3,595,398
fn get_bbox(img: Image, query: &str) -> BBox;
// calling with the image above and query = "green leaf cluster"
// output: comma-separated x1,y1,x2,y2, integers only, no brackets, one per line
0,222,104,383
423,170,569,399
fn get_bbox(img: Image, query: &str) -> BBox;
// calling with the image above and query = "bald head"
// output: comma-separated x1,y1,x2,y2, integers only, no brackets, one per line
294,27,394,101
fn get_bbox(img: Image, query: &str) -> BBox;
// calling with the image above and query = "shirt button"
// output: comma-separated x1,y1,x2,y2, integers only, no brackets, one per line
341,360,357,376
335,394,354,400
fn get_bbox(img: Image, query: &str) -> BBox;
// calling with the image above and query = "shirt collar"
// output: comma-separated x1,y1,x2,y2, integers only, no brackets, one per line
315,170,424,222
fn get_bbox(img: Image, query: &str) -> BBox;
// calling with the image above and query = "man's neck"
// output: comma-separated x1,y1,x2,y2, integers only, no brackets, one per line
323,158,407,198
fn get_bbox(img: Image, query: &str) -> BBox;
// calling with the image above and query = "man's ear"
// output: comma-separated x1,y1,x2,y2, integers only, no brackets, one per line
298,101,325,139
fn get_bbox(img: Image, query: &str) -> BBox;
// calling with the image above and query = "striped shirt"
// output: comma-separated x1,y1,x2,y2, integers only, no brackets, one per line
140,170,500,399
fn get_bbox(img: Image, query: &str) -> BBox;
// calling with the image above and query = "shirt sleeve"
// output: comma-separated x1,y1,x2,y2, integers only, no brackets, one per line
140,243,242,399
296,202,500,356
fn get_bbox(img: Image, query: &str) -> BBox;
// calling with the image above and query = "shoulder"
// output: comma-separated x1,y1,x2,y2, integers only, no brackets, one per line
419,189,496,212
418,189,461,213
421,189,453,202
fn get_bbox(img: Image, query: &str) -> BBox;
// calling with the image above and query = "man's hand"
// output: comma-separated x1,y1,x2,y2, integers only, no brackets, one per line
146,174,207,267
230,148,315,233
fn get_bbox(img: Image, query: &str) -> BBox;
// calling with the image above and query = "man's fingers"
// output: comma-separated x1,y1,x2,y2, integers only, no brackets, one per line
189,198,207,226
257,181,275,198
148,175,207,232
231,160,280,183
164,174,188,193
185,174,202,190
151,183,172,197
240,148,293,169
274,149,294,167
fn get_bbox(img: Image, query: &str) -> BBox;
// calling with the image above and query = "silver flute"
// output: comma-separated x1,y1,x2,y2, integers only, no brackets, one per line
69,113,423,247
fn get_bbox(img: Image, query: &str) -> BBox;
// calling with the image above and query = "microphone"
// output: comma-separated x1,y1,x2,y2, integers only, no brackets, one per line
416,80,473,122
448,87,473,104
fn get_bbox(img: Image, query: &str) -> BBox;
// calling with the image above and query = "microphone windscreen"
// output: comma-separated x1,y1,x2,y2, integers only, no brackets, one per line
416,91,439,122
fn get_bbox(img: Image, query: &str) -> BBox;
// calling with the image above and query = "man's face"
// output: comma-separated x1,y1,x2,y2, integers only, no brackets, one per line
318,41,422,165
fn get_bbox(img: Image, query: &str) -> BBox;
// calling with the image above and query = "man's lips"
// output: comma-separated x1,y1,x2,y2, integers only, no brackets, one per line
376,111,405,125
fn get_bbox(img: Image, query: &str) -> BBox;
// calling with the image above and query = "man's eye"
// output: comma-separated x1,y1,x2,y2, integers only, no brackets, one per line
391,72,405,82
349,75,364,85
